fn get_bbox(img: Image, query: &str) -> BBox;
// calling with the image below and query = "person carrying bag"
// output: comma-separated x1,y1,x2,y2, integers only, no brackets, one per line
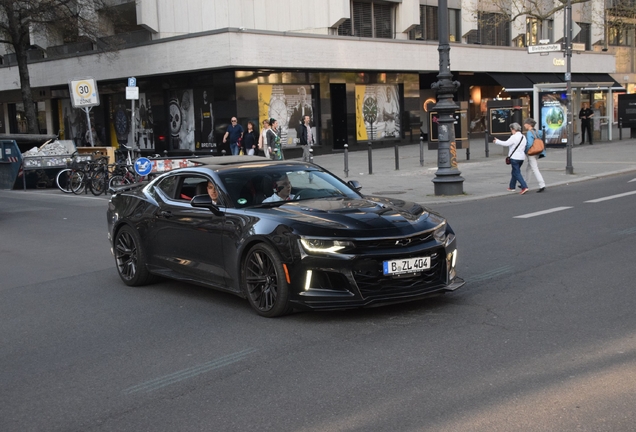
493,122,529,195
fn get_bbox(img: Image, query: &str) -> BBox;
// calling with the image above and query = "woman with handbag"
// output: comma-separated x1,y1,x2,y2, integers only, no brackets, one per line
493,122,529,195
523,118,546,193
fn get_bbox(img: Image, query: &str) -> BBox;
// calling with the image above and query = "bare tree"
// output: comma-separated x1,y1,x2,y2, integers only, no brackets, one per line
0,0,121,135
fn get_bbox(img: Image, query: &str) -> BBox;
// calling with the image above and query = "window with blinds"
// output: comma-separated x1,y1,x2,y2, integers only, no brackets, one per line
408,5,460,42
478,12,510,46
337,1,394,39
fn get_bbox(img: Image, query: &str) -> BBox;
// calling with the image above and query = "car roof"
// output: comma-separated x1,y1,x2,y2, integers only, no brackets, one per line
190,156,313,171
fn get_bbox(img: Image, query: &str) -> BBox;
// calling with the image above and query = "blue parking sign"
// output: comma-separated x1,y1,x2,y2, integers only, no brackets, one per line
134,157,152,176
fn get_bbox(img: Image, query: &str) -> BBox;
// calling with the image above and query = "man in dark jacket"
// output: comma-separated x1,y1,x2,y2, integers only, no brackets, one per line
297,115,314,162
578,102,594,145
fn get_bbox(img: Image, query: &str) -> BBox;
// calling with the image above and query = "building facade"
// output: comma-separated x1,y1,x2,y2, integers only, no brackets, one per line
0,0,625,155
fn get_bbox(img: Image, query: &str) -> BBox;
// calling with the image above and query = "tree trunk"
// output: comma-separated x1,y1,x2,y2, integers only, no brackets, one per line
15,45,40,135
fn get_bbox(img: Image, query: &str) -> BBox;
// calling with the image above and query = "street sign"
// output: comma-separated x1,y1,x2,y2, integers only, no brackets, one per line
527,44,563,54
128,77,136,87
126,86,139,100
68,77,100,108
571,21,581,40
134,157,152,176
572,43,586,52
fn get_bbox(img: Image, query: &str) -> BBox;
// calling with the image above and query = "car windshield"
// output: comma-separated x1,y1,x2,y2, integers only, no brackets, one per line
218,167,360,208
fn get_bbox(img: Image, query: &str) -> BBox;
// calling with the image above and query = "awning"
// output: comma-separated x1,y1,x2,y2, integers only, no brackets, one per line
524,73,563,84
488,73,534,91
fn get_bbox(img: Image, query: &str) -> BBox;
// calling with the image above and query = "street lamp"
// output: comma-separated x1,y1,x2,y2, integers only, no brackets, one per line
565,0,574,174
431,0,464,195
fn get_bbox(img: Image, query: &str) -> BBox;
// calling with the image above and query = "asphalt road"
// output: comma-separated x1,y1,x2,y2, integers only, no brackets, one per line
1,173,636,432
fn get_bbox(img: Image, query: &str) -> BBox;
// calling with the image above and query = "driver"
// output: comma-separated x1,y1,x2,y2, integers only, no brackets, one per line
207,181,219,205
263,174,295,203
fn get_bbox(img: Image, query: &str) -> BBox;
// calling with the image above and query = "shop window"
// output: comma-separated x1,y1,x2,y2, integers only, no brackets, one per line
408,6,461,42
526,17,553,46
337,1,395,39
477,12,510,46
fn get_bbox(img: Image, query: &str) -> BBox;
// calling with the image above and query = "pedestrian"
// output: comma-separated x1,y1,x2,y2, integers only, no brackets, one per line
298,115,314,162
578,102,594,145
523,118,546,193
493,122,529,195
243,121,258,156
223,116,244,155
258,119,271,158
267,118,284,160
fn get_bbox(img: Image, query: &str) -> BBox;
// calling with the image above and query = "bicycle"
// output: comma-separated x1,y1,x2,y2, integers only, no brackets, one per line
56,152,87,194
108,162,136,190
69,156,110,196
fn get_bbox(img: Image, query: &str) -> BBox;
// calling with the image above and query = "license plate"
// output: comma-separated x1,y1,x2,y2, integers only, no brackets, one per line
383,256,430,275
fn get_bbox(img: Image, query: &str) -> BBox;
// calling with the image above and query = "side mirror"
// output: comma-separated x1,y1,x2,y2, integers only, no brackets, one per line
348,180,362,192
191,194,223,216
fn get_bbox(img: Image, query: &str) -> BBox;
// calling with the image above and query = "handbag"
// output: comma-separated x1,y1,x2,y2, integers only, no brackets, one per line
505,135,524,165
527,130,545,156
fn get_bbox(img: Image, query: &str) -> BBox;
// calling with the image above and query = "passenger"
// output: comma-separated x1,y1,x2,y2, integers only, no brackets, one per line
262,174,295,203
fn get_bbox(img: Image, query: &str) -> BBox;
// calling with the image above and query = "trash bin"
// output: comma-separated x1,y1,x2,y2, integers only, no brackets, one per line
0,140,23,190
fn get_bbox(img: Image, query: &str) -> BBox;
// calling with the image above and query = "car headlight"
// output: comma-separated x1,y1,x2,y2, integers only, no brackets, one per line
433,222,447,243
299,238,354,254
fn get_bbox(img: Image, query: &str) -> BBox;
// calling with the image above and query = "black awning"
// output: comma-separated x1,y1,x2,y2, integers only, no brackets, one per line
524,73,563,84
488,72,534,91
582,73,621,87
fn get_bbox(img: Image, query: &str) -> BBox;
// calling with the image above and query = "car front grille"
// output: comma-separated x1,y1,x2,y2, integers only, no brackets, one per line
352,231,436,252
351,251,444,299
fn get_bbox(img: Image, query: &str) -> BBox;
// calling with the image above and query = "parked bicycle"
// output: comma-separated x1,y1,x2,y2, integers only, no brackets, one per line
69,156,110,196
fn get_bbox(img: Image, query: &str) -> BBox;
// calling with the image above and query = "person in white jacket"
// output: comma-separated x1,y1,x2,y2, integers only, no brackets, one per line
493,122,529,195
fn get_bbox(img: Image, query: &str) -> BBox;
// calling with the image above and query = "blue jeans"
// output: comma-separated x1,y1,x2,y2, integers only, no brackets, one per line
230,142,240,155
510,159,528,189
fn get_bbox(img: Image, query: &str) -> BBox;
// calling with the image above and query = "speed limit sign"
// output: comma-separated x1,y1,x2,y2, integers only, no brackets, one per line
68,77,100,108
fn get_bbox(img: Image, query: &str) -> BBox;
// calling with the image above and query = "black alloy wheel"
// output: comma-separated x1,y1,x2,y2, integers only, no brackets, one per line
243,243,292,317
114,225,155,286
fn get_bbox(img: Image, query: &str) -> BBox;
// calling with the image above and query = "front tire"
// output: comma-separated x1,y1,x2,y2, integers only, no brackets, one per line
114,225,156,286
242,243,292,317
55,169,73,193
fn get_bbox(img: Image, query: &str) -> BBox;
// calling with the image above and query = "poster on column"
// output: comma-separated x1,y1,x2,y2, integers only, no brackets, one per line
355,85,400,141
257,84,316,147
539,92,568,145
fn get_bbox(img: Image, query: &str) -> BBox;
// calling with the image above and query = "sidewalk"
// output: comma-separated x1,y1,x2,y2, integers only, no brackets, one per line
308,138,636,205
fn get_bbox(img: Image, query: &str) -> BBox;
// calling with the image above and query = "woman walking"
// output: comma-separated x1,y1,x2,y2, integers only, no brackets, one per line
523,118,546,193
493,122,529,195
258,119,270,158
267,118,284,160
243,121,258,155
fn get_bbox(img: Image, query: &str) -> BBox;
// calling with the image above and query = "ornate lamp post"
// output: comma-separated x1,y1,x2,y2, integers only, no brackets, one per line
431,0,464,195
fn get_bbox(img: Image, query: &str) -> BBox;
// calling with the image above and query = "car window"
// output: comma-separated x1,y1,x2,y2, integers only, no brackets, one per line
178,176,211,201
155,175,179,200
218,167,359,207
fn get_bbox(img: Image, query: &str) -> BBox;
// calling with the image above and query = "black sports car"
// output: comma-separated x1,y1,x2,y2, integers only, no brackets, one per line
107,156,464,317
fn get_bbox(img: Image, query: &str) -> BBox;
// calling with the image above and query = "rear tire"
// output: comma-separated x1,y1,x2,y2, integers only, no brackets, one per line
242,243,292,317
91,170,108,196
114,225,156,286
55,169,73,193
109,174,132,190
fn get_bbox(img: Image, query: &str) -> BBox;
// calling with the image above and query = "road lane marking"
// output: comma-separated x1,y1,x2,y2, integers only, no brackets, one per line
465,266,514,283
585,190,636,203
123,348,257,394
514,207,573,219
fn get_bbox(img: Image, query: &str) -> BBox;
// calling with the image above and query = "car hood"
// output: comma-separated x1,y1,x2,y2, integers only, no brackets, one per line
255,196,445,237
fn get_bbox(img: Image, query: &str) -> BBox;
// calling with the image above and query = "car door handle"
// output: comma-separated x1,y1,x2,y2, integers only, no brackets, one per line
160,210,173,218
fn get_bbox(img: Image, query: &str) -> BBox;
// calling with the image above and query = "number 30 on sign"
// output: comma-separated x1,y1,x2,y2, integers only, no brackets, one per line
68,77,100,108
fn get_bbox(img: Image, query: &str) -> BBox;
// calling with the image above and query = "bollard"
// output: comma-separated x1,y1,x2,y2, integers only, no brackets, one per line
619,118,623,140
394,142,399,170
309,147,314,164
484,129,490,158
163,150,168,157
419,139,424,167
466,147,470,161
222,149,226,156
343,144,349,178
367,142,373,175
